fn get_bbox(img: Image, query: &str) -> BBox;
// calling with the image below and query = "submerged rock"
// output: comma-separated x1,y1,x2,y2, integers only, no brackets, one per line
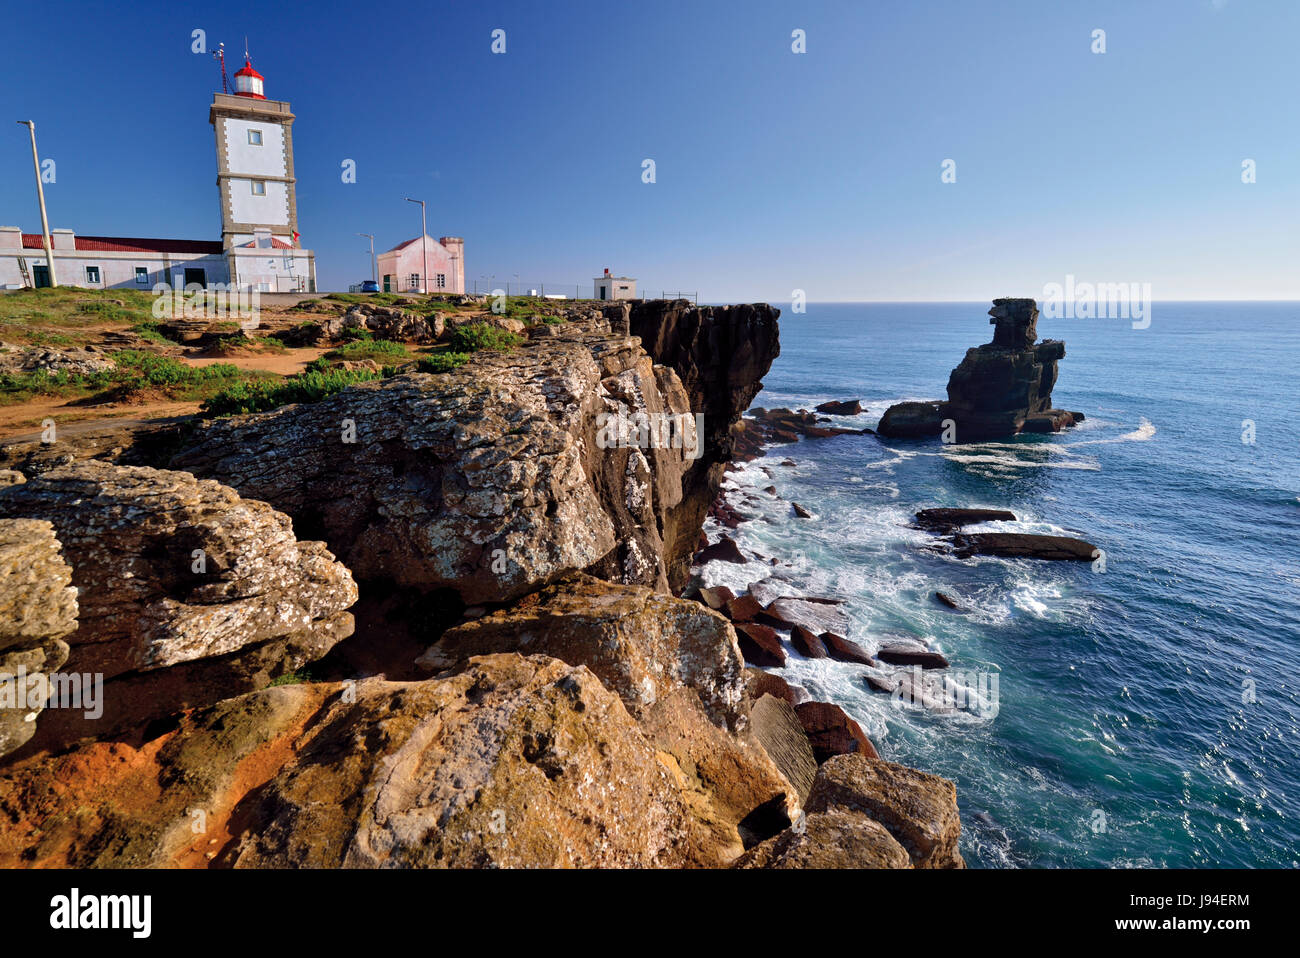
915,507,1017,533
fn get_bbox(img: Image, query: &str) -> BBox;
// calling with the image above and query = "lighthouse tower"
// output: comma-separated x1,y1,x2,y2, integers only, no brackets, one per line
209,51,315,291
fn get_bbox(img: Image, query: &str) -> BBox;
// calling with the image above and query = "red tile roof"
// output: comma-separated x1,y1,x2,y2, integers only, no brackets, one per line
21,234,223,254
236,237,295,249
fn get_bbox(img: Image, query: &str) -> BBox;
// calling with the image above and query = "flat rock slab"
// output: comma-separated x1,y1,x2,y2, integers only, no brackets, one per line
949,532,1097,561
914,507,1016,533
761,598,850,636
822,632,876,666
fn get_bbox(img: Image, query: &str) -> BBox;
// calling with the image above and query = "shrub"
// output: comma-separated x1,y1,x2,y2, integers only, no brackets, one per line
201,366,381,416
448,323,521,353
415,352,470,374
323,339,409,362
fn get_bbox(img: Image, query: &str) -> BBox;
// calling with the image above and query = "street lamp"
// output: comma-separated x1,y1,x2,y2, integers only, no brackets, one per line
17,121,56,288
404,197,427,294
357,232,376,283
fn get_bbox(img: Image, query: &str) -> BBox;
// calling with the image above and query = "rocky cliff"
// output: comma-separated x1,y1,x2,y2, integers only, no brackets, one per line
0,298,966,870
878,298,1083,441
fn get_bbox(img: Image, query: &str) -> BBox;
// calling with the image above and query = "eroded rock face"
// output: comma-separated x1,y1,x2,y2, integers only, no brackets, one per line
228,655,696,868
173,307,780,605
0,519,78,757
0,461,357,749
733,809,911,869
419,574,747,730
805,753,964,868
878,298,1082,441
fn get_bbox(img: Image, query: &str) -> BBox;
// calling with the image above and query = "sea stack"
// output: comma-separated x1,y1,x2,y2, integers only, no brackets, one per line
877,298,1083,441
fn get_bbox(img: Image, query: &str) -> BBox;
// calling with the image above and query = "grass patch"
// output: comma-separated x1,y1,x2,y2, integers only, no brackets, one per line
448,323,522,353
0,349,262,406
415,352,470,374
201,366,382,416
323,339,410,363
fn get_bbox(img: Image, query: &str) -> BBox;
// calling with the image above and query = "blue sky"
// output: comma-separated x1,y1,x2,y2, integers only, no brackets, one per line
3,0,1296,301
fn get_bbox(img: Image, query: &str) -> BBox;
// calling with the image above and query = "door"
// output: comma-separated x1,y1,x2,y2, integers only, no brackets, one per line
183,268,206,288
383,274,392,292
32,265,50,288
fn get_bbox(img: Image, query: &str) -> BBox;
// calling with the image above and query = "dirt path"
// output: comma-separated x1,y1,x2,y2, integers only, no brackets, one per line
185,346,329,375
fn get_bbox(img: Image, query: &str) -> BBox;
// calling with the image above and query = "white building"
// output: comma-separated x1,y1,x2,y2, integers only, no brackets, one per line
376,236,464,294
594,268,636,300
0,55,315,292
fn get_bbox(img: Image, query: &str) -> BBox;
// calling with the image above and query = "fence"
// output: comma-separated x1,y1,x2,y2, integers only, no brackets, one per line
468,280,698,304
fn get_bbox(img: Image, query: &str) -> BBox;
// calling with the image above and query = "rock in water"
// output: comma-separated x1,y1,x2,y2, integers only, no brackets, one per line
814,399,863,415
794,701,879,763
877,298,1082,441
950,532,1097,561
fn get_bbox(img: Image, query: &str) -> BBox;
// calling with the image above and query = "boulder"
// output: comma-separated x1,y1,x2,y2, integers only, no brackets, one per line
748,693,818,804
876,401,945,439
790,625,828,659
339,304,443,343
732,809,911,869
805,754,964,868
0,519,78,758
721,593,762,623
814,400,863,416
821,632,876,666
795,701,879,763
876,640,950,670
0,462,357,749
418,575,746,730
696,535,747,565
934,591,962,611
734,623,786,667
949,532,1097,561
697,585,735,610
915,507,1016,533
761,597,850,636
744,667,796,706
791,502,812,519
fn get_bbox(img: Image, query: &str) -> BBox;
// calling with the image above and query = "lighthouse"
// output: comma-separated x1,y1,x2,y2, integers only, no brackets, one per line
209,50,315,291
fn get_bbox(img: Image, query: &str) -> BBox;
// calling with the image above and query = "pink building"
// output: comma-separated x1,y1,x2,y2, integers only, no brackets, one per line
376,235,464,294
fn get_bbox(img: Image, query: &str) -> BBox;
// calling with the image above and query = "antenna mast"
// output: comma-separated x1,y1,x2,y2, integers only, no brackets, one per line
213,42,229,94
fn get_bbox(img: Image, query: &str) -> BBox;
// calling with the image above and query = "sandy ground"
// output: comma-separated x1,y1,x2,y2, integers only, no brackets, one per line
0,345,331,440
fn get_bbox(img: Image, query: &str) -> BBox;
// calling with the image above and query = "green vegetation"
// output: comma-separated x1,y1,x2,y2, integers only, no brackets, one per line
323,292,412,308
448,323,522,353
0,349,260,406
324,338,411,363
201,365,382,416
415,352,470,374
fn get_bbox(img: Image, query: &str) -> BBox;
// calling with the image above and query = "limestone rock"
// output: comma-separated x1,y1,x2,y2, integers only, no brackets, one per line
805,753,964,868
732,809,911,869
748,693,818,805
795,701,879,763
228,655,696,868
0,461,357,749
0,519,78,758
419,574,747,730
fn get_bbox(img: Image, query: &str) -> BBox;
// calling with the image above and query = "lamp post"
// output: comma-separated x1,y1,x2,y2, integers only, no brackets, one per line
17,121,56,288
404,197,427,294
357,232,376,283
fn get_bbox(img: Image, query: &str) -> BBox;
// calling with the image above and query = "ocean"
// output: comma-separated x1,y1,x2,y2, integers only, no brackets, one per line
698,301,1300,868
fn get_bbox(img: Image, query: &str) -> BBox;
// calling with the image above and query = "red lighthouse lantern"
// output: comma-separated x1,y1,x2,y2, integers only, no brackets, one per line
232,58,266,99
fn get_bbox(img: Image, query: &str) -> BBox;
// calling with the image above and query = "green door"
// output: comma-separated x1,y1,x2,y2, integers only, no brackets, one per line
32,265,50,288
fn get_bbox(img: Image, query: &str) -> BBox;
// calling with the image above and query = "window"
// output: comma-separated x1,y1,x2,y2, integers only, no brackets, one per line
409,273,420,290
435,273,446,289
251,180,266,195
248,129,263,146
135,267,148,285
85,266,101,284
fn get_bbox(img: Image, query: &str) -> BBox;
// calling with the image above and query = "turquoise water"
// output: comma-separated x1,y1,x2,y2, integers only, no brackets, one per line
699,302,1300,868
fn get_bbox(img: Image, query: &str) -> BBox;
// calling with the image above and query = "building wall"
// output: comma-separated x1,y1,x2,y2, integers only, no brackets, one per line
229,248,314,292
222,118,287,178
0,247,229,290
376,236,463,293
